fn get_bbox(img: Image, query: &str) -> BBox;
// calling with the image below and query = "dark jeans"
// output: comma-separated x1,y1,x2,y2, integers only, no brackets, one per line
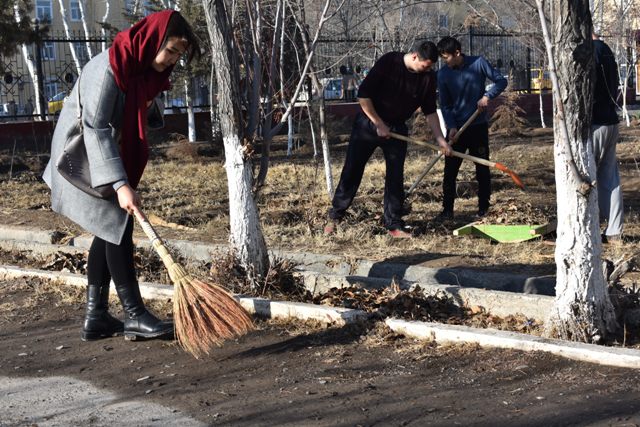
329,113,408,230
443,122,491,212
87,217,136,287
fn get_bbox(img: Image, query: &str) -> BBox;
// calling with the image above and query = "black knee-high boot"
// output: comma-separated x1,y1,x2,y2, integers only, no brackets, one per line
81,284,124,341
114,282,174,340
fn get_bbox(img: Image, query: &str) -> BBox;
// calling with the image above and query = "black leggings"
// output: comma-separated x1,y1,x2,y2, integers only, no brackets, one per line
87,217,137,287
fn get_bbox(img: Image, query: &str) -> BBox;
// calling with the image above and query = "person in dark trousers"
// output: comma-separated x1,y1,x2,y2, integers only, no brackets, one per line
592,31,623,242
43,10,200,342
436,36,507,219
325,41,450,238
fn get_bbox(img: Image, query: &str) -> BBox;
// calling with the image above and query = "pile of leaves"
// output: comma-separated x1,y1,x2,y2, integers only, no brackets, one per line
476,198,554,225
42,252,86,274
489,78,529,136
463,309,543,335
208,252,310,302
314,283,463,322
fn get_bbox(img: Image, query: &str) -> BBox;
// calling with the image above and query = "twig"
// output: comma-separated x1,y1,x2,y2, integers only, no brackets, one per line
9,139,17,179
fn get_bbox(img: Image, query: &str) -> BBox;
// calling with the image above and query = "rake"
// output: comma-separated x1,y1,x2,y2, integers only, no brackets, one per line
406,108,482,195
390,131,525,190
134,210,254,358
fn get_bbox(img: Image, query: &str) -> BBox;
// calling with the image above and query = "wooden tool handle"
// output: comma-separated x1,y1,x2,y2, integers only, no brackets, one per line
388,131,497,168
450,108,482,144
133,209,180,273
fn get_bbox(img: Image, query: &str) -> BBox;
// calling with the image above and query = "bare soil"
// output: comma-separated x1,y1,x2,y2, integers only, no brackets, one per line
3,123,640,424
3,276,640,426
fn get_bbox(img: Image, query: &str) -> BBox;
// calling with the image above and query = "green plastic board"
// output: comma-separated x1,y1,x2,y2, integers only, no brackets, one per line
453,223,553,243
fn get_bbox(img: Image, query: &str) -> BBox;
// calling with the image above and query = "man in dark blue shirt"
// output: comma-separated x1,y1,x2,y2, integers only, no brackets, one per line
325,41,450,238
592,32,623,242
436,36,507,219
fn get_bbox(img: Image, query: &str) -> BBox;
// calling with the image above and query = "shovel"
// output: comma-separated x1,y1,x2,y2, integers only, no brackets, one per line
389,131,525,190
406,108,482,195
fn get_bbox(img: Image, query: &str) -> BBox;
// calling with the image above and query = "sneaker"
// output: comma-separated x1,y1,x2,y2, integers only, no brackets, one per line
323,221,338,235
434,210,454,222
388,226,413,238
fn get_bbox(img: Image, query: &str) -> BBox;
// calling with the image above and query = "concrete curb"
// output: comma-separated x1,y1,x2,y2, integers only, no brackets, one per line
385,318,640,369
295,270,553,321
0,265,366,326
0,224,551,295
2,264,635,369
0,236,554,321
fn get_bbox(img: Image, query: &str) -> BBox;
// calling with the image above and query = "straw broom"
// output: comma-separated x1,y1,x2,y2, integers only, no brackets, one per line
134,210,254,358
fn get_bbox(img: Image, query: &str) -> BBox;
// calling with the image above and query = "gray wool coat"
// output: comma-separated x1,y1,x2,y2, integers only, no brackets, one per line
43,50,164,245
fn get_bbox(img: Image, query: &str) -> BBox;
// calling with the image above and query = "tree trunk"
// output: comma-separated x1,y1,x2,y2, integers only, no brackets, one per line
78,0,93,59
541,0,617,341
202,0,269,282
56,0,82,74
101,1,110,52
14,4,42,117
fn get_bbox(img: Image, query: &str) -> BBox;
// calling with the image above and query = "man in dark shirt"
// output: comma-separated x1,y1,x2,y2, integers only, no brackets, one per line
325,41,450,238
592,32,623,242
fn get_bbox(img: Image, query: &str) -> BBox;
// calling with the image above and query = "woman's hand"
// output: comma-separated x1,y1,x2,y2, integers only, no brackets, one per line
116,183,142,217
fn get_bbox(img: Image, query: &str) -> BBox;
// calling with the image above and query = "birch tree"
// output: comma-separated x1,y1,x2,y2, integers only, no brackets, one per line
202,0,269,281
100,0,110,52
254,0,342,190
536,0,617,341
77,0,93,59
12,2,44,117
56,0,82,73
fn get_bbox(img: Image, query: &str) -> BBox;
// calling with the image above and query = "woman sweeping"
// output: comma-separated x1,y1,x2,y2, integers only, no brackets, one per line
43,10,200,341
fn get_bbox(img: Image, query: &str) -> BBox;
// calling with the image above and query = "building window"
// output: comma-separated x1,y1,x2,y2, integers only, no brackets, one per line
70,1,82,21
42,42,55,60
45,81,58,102
438,14,448,28
36,0,53,23
74,43,89,63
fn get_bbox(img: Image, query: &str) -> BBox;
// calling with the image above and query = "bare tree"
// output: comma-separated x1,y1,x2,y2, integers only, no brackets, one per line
77,0,93,59
100,0,110,52
56,0,82,73
13,2,43,116
202,0,269,281
536,0,617,342
253,0,341,189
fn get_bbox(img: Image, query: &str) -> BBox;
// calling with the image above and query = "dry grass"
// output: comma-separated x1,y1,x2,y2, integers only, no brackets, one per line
2,125,640,281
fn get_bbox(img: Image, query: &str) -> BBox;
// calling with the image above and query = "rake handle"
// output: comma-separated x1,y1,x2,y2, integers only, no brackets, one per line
388,131,497,168
406,109,482,195
450,108,482,144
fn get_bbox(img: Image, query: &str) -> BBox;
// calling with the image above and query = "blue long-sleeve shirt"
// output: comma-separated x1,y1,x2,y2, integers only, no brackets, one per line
437,55,507,129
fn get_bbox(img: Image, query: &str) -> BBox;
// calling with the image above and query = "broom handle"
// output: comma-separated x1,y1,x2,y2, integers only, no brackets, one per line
388,131,497,168
133,210,179,270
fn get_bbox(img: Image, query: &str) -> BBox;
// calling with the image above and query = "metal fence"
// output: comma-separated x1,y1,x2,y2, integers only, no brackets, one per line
0,25,545,123
0,28,206,123
314,26,544,93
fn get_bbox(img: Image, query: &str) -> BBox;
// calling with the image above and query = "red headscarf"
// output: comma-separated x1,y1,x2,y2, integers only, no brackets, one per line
109,10,175,189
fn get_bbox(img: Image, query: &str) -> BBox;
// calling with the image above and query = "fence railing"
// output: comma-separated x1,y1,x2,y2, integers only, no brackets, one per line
0,27,206,123
1,25,555,124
